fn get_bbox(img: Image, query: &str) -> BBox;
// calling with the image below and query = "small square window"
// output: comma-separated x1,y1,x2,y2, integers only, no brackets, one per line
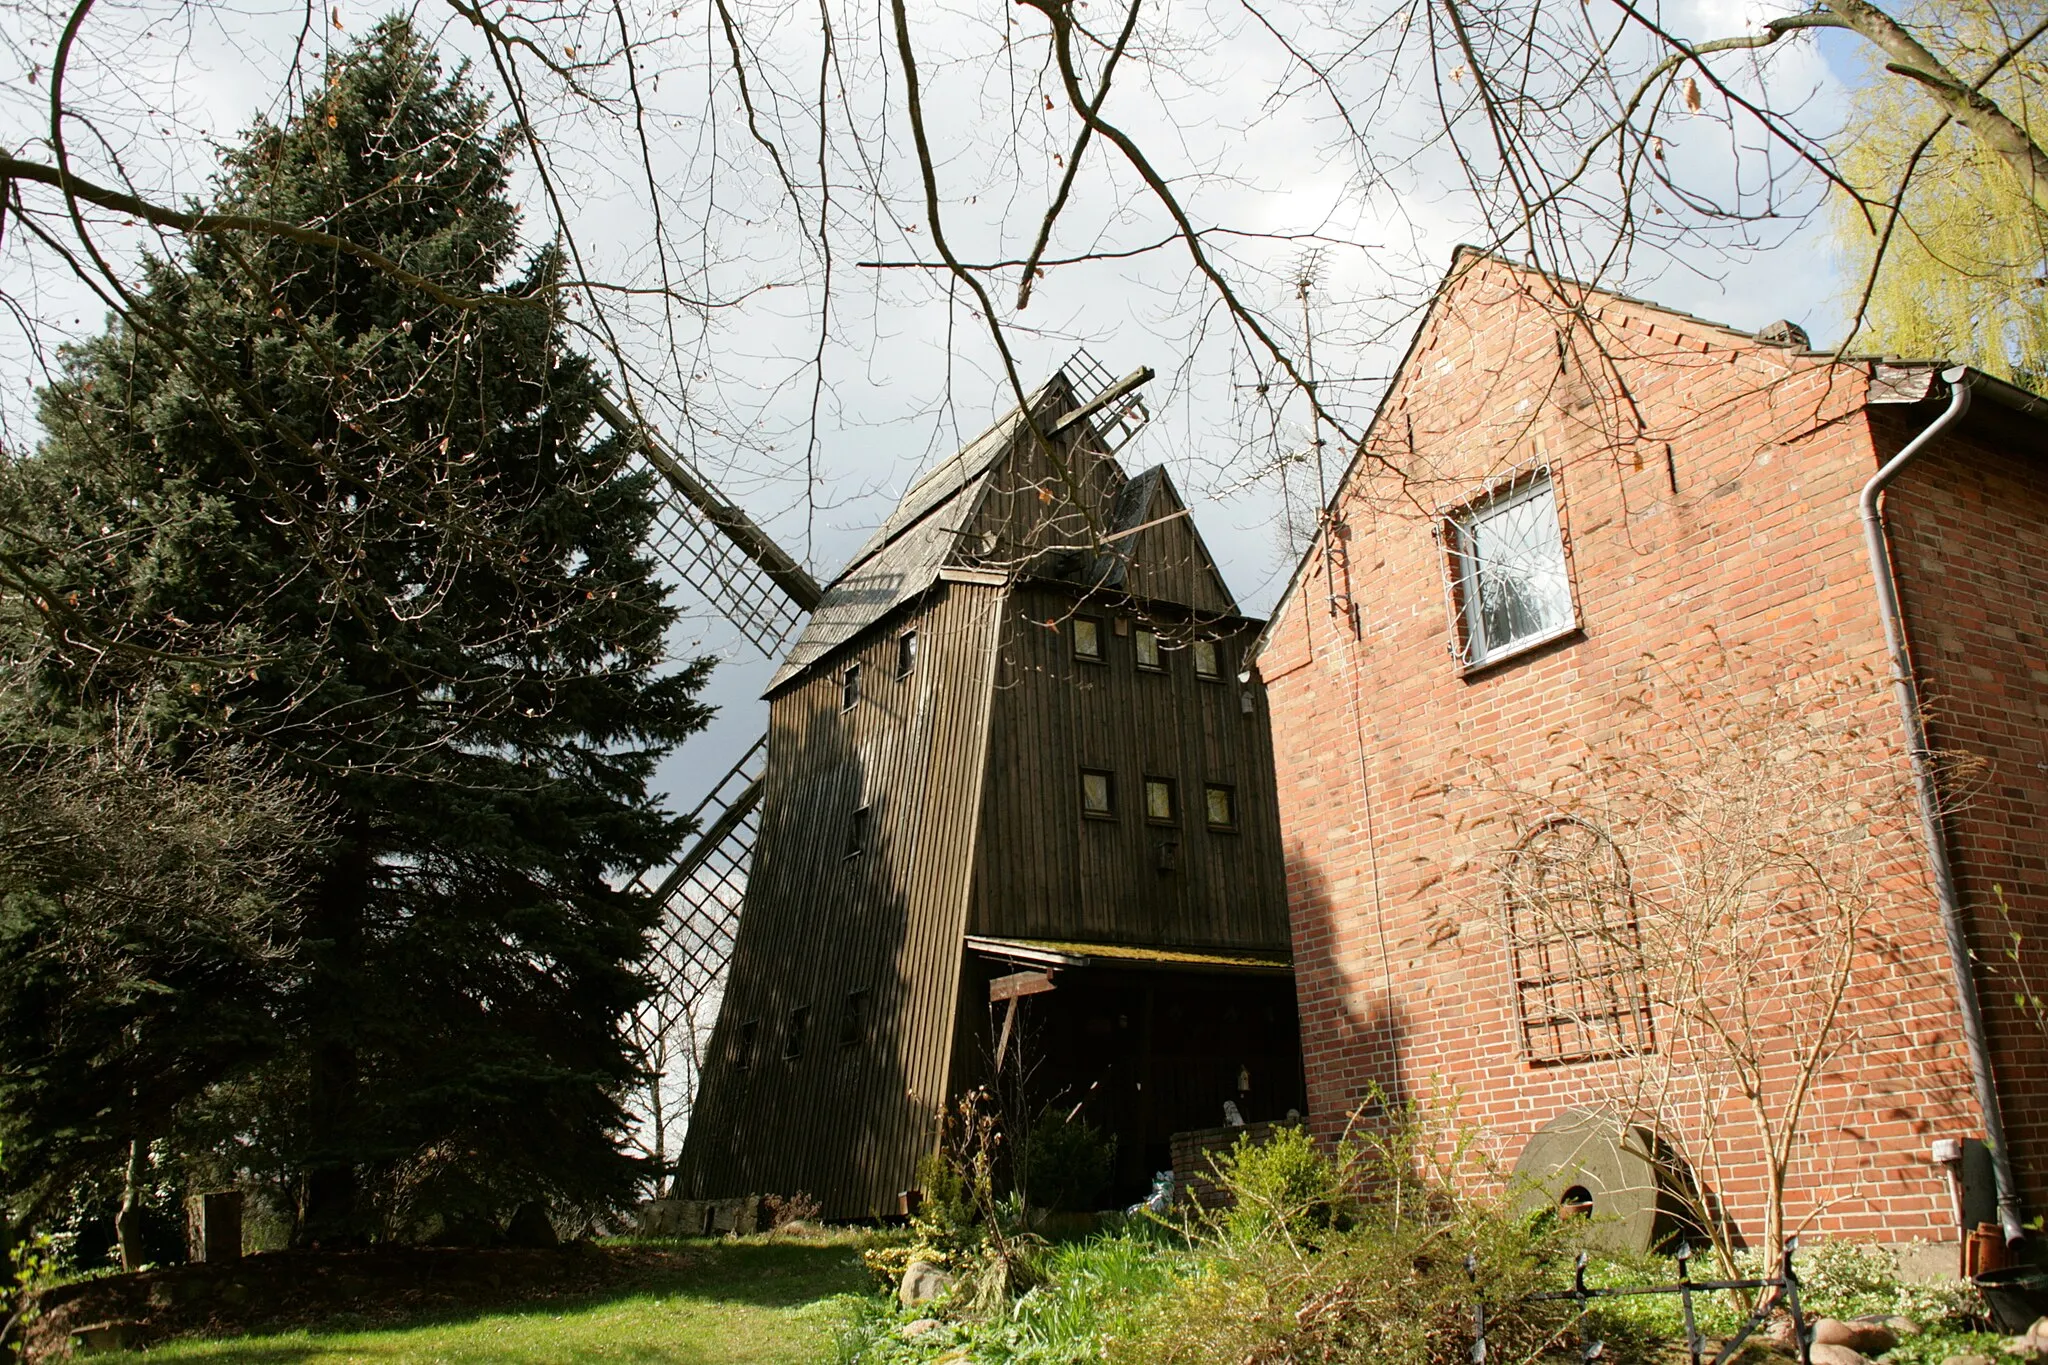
1144,777,1176,824
846,805,871,859
783,1005,811,1060
1448,472,1575,666
842,662,863,710
1073,616,1103,661
897,630,919,679
839,990,869,1049
1192,638,1222,679
1134,629,1163,671
1081,769,1115,818
1204,784,1237,830
733,1019,759,1072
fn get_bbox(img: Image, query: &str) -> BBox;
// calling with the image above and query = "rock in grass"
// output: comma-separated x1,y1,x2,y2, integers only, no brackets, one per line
1813,1318,1899,1355
899,1259,955,1310
1940,1354,1994,1365
898,1318,942,1340
1807,1345,1871,1365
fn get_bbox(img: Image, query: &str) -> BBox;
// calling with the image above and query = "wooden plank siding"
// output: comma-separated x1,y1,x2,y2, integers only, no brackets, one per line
673,581,1003,1218
969,582,1290,952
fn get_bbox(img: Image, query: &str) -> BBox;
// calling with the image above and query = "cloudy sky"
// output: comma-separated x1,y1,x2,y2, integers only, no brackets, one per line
0,0,1880,817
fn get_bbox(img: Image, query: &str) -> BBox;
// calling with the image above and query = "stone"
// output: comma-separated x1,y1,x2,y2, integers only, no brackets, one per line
1884,1317,1923,1337
1812,1318,1899,1356
2008,1319,2048,1361
898,1318,942,1339
898,1259,956,1310
71,1322,140,1356
1806,1345,1871,1365
1939,1355,1994,1365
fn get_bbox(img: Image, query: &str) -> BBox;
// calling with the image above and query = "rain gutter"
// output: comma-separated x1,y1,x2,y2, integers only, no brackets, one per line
1859,365,2025,1244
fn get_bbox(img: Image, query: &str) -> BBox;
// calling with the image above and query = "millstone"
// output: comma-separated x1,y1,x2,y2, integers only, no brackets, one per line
1509,1107,1665,1252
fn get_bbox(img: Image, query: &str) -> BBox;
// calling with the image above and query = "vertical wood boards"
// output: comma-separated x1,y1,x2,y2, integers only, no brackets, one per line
970,582,1291,951
674,581,1002,1218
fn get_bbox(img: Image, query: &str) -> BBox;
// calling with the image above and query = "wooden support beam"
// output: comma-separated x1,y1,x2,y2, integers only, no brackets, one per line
990,969,1056,1002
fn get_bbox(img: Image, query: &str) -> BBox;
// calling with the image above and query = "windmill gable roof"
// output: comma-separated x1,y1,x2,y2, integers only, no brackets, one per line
766,382,1072,692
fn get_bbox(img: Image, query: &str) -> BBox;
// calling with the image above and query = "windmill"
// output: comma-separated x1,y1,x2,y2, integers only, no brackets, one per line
590,351,1153,1185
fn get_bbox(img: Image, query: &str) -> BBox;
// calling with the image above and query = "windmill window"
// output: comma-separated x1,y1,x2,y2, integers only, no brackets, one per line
839,989,869,1048
1447,472,1576,667
1502,819,1653,1065
842,662,863,711
1081,768,1115,819
1192,638,1223,679
846,805,871,859
1144,777,1177,824
733,1019,759,1072
783,1005,811,1060
1134,628,1164,671
898,630,919,679
1204,783,1237,831
1072,616,1104,661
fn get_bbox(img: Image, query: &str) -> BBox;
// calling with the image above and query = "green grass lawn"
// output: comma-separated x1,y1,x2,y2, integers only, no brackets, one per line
92,1239,869,1364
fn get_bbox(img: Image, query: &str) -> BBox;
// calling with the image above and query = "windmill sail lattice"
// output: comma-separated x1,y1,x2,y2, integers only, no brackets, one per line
600,354,1151,1180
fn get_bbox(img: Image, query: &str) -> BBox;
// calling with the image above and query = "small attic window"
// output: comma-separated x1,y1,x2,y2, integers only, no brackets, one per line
1081,768,1115,818
839,990,869,1049
898,630,919,679
1073,616,1104,662
732,1019,759,1072
842,662,862,711
1192,638,1223,679
1205,783,1238,831
1134,628,1164,672
783,1005,811,1060
1144,777,1177,824
846,805,871,859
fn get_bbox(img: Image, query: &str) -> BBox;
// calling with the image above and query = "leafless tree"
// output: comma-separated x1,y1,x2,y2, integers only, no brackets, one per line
1457,645,1955,1279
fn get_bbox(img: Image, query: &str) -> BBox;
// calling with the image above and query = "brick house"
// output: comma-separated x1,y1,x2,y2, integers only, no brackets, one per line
1255,249,2048,1262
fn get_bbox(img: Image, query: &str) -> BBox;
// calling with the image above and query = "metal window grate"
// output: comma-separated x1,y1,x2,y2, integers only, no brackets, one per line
1502,819,1653,1065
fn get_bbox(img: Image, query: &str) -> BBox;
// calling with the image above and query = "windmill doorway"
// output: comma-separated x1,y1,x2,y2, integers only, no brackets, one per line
962,939,1305,1209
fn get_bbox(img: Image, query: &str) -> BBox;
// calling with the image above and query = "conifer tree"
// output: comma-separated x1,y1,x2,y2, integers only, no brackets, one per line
0,18,711,1240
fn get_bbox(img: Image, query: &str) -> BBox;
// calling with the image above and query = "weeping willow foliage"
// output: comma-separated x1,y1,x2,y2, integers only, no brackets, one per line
1832,2,2048,387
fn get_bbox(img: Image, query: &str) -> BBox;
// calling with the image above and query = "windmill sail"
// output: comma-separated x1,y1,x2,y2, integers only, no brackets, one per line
595,393,823,655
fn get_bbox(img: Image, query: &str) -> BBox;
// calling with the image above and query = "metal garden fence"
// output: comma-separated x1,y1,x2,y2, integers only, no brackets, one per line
1469,1237,1813,1365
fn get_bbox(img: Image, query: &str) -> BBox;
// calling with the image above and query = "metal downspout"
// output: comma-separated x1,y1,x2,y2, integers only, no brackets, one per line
1858,365,2026,1244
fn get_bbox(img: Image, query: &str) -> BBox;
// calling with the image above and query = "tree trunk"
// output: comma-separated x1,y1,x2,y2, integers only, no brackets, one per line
116,1139,147,1271
296,828,370,1248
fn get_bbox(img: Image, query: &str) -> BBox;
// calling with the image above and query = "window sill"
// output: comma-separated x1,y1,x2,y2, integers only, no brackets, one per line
1207,824,1238,835
1082,811,1117,822
1459,623,1583,680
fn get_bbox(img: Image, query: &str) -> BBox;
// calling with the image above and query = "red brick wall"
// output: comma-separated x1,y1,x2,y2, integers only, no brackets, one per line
1259,256,2010,1247
1885,411,2048,1213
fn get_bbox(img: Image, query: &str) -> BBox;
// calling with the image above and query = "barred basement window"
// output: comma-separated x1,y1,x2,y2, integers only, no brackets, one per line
1446,471,1575,667
1502,819,1652,1065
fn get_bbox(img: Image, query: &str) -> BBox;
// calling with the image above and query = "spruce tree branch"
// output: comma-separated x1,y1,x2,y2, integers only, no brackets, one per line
0,155,522,313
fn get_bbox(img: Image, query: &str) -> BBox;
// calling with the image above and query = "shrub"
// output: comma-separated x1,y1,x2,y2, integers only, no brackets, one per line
1022,1110,1115,1214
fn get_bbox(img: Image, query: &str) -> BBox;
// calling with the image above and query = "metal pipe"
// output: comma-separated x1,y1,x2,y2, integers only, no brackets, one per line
1858,365,2026,1244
